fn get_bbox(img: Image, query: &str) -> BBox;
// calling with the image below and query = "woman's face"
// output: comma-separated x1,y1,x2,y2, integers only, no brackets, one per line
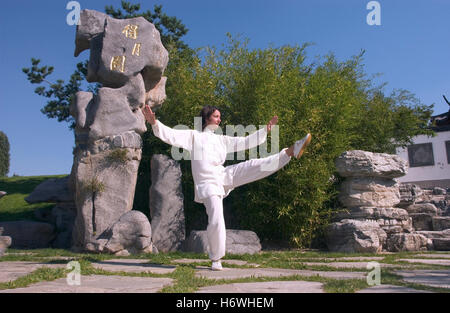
207,110,221,128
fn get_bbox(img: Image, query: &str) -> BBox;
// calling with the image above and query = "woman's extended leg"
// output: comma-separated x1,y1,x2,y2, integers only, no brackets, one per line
203,195,226,264
225,148,292,189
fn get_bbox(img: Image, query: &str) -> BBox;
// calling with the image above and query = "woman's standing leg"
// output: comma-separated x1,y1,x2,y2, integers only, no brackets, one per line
203,195,226,264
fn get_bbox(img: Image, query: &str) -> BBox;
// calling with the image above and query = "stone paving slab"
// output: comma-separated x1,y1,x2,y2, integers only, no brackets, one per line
394,270,450,289
415,254,450,259
197,280,324,293
398,259,450,266
356,284,432,293
291,257,385,261
0,275,173,293
195,267,367,280
172,259,259,267
296,262,397,269
0,262,66,283
92,259,176,274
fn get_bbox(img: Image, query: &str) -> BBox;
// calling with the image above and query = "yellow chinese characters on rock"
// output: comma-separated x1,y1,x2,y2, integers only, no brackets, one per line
122,24,139,39
110,25,141,72
110,55,126,72
132,43,141,56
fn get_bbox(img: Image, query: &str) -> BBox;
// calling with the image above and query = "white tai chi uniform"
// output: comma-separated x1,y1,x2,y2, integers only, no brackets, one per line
151,120,291,260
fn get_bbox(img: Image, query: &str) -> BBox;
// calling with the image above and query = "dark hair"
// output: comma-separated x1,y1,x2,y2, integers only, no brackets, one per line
200,105,220,130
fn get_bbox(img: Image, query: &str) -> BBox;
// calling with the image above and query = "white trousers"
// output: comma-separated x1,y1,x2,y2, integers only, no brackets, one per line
204,148,292,261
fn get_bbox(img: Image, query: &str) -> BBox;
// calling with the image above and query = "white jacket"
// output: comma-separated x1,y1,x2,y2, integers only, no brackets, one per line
151,120,267,203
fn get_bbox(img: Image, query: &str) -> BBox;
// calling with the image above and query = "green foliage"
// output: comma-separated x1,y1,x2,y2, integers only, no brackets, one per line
22,1,190,129
136,34,434,247
0,131,10,176
83,177,106,194
107,148,129,164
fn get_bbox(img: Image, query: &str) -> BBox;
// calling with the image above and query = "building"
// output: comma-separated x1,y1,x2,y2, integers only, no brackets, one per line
395,97,450,188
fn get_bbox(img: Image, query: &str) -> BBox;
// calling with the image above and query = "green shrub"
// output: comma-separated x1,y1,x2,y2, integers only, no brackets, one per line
133,35,434,247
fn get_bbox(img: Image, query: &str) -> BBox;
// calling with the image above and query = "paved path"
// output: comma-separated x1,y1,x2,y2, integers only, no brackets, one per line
1,253,449,293
0,275,173,293
197,281,325,293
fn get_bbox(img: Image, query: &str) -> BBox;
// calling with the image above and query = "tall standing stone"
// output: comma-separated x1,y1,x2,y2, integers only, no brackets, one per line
70,10,168,253
149,154,185,252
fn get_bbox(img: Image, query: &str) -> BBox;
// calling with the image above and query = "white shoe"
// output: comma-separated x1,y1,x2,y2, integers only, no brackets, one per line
211,260,223,271
293,133,312,159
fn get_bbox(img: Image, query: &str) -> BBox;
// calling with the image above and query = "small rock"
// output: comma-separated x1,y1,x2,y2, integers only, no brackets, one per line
432,216,450,231
0,221,55,249
433,187,447,195
385,233,429,252
325,219,386,253
184,230,262,255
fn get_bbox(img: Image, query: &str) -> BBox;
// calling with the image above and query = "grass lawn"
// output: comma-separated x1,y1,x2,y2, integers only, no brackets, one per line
0,174,67,222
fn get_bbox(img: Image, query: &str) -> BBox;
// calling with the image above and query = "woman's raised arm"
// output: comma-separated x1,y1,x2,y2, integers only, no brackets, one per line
143,105,194,151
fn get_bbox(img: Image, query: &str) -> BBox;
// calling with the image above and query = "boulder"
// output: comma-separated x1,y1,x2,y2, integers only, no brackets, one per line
74,9,108,57
0,221,55,249
432,216,450,231
71,147,141,252
149,154,185,252
325,219,387,253
404,203,438,215
410,213,434,231
385,233,430,252
398,183,422,207
25,176,73,204
71,75,147,142
433,187,447,195
415,229,450,239
102,211,153,255
0,191,6,199
51,203,77,249
335,150,407,178
431,238,450,251
184,230,262,255
0,227,12,257
84,14,169,88
333,207,410,221
338,177,400,208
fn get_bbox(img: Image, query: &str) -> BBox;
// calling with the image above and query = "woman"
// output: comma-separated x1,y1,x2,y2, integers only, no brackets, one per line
142,104,311,270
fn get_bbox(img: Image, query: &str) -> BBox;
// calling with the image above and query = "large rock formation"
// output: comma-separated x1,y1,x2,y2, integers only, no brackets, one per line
70,10,168,253
400,184,450,250
327,150,429,252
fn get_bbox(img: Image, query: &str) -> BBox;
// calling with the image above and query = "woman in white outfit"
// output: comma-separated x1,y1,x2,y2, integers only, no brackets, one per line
142,104,311,271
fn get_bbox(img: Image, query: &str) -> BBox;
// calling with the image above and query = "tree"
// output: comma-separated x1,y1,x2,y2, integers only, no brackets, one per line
22,1,190,129
142,34,434,247
0,131,10,177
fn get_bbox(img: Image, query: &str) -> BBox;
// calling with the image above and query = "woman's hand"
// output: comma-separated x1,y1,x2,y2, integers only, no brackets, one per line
266,115,278,132
142,104,156,125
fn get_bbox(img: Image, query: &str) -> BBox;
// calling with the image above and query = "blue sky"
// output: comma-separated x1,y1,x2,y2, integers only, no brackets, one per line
0,0,449,176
